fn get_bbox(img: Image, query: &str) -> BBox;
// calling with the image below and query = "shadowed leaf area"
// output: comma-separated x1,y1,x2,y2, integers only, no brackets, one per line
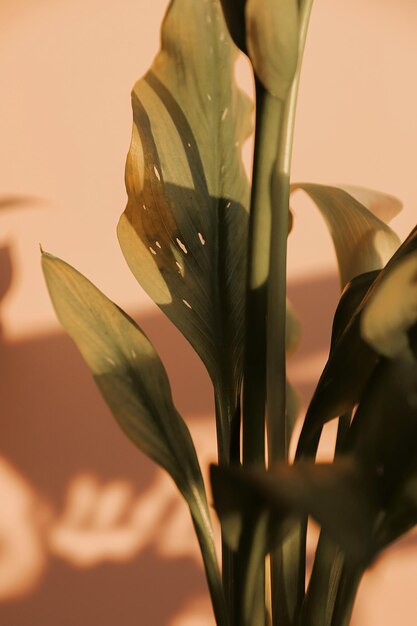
211,460,378,565
297,226,417,458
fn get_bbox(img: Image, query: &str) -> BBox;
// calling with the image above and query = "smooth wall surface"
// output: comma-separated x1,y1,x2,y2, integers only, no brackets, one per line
0,0,416,624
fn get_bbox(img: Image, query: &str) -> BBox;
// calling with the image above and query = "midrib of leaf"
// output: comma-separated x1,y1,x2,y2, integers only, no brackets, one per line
213,200,241,455
146,66,242,456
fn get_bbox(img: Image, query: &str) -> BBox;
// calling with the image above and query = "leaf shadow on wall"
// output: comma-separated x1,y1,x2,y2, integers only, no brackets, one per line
0,254,392,626
0,310,214,625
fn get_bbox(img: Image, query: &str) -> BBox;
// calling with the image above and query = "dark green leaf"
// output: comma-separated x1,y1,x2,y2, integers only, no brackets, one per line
348,357,417,510
378,464,417,549
297,227,417,456
297,272,379,456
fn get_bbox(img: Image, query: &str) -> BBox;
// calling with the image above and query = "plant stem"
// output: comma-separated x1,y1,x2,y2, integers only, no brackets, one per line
215,389,240,624
267,160,290,461
330,566,362,626
242,79,285,626
267,1,315,624
190,501,229,626
300,413,352,626
243,82,284,468
267,0,315,463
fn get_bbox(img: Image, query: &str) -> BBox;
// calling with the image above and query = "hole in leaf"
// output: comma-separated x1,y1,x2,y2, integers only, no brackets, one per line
176,238,188,254
153,165,161,181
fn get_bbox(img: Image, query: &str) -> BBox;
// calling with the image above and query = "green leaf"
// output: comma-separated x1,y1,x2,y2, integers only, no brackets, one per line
348,356,417,497
291,184,401,289
361,251,417,360
330,270,380,347
211,460,377,565
346,356,417,549
298,227,417,457
336,185,403,222
245,0,299,100
117,0,252,459
41,252,227,626
297,271,379,456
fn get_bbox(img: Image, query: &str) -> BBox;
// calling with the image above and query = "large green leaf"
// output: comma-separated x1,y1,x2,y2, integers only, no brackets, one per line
211,460,377,565
291,184,401,288
41,253,227,626
117,0,252,459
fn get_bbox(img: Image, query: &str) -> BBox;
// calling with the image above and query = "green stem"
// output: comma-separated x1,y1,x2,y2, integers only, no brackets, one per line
243,82,283,468
267,1,315,625
190,501,229,626
236,513,270,626
300,413,352,626
215,389,240,624
242,79,284,626
267,165,290,462
267,0,315,463
330,566,362,626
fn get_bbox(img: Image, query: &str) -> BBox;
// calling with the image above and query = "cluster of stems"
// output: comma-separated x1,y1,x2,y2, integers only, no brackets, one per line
214,2,359,624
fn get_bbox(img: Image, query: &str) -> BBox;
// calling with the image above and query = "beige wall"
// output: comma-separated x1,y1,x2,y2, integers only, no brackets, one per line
0,1,416,624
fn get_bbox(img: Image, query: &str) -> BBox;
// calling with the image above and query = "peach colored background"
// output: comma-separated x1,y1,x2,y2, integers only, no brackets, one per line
0,0,416,624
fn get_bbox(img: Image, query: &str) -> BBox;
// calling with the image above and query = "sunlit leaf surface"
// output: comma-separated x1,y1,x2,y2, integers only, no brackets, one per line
42,253,226,625
361,251,417,359
245,0,299,100
291,184,401,288
118,0,252,459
